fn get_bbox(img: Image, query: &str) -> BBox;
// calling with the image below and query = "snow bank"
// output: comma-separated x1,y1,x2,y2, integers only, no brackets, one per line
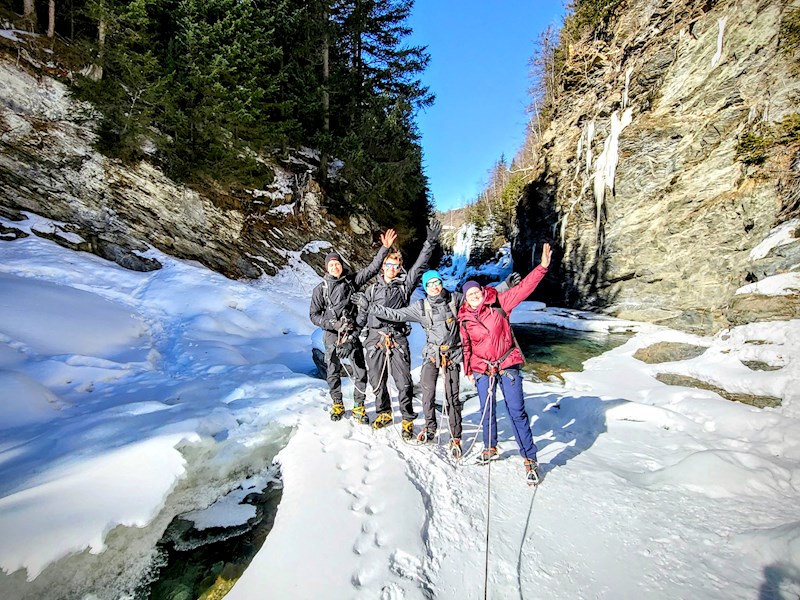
1,210,799,599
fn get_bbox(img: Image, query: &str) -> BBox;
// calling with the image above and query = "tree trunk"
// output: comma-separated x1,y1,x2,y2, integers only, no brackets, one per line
22,0,36,31
47,0,55,38
96,17,106,80
320,4,329,183
354,0,362,104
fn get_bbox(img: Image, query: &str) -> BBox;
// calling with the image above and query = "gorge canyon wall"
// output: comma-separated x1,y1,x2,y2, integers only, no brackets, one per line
512,0,800,333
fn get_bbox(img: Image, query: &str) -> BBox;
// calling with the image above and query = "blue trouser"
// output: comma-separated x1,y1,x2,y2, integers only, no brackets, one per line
474,367,537,460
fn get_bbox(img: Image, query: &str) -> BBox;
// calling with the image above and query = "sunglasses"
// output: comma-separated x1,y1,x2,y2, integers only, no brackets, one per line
425,279,442,288
384,262,401,269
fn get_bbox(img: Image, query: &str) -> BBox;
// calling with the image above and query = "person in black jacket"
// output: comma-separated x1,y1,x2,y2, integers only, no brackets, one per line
309,229,397,423
356,221,440,439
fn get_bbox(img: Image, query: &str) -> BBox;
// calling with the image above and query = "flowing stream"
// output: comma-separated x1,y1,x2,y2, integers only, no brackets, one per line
513,323,633,382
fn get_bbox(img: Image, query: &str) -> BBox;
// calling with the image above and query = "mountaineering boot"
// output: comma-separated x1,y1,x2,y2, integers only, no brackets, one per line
330,402,345,422
416,428,435,444
476,447,499,465
372,412,393,430
524,458,540,487
352,404,370,425
401,419,415,441
449,438,462,460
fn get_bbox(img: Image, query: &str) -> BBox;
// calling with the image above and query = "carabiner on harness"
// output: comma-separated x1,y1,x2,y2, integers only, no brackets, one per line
378,331,396,352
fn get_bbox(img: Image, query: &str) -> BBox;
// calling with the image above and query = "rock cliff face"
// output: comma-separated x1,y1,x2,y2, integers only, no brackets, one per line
512,0,800,333
0,59,380,279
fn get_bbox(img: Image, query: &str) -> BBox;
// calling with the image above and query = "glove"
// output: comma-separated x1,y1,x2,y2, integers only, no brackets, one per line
505,272,522,287
351,292,369,312
338,335,355,357
426,220,442,242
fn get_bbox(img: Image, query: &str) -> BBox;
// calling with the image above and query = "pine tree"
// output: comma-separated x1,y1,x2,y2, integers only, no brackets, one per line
325,0,433,239
75,0,166,160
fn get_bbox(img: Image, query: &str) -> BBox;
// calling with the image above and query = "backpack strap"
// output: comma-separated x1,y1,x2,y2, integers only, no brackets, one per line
323,278,354,320
491,302,507,319
423,298,434,329
491,301,523,362
447,296,459,322
322,279,331,309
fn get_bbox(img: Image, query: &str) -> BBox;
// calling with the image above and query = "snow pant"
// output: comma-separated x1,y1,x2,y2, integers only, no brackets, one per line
474,367,537,460
365,329,416,421
324,330,367,406
420,359,462,439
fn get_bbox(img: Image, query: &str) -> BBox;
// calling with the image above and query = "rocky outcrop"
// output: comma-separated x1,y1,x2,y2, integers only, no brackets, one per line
632,341,708,364
725,292,800,325
654,373,782,408
0,59,380,279
512,0,800,333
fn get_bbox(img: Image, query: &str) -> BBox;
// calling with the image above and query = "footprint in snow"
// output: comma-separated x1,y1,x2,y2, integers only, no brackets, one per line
379,582,404,600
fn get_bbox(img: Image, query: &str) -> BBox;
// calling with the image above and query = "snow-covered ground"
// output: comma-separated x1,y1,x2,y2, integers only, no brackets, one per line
1,212,799,599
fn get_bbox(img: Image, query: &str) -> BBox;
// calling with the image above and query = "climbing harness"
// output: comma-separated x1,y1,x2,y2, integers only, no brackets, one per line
377,330,397,352
335,321,369,398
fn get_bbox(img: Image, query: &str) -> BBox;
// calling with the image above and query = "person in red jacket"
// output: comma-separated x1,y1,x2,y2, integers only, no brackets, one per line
458,242,552,485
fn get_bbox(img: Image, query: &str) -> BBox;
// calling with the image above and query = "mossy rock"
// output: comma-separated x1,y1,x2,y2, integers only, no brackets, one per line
633,342,708,364
726,293,800,326
655,373,781,408
526,361,569,383
741,360,784,372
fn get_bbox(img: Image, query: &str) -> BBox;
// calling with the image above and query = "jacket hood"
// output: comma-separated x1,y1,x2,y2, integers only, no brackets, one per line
481,285,499,305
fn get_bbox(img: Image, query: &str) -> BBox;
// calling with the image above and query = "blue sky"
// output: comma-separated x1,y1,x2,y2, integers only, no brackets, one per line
408,1,566,212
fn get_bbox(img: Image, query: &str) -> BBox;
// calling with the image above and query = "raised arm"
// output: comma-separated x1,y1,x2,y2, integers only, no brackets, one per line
497,243,551,313
404,221,441,296
354,229,396,288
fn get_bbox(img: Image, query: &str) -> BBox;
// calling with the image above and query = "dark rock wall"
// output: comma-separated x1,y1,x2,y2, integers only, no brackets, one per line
0,60,381,280
512,0,800,333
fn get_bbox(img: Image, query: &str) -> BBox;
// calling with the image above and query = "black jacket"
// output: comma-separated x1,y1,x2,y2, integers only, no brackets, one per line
357,238,436,333
309,246,389,332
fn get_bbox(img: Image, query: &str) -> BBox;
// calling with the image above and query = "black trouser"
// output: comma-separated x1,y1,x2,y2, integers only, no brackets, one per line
324,330,367,405
365,329,416,421
420,359,462,439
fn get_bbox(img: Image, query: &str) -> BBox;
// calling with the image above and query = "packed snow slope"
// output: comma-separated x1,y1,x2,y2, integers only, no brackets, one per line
0,212,799,599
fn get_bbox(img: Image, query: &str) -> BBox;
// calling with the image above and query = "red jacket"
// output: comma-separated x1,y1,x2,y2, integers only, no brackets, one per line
458,266,548,376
